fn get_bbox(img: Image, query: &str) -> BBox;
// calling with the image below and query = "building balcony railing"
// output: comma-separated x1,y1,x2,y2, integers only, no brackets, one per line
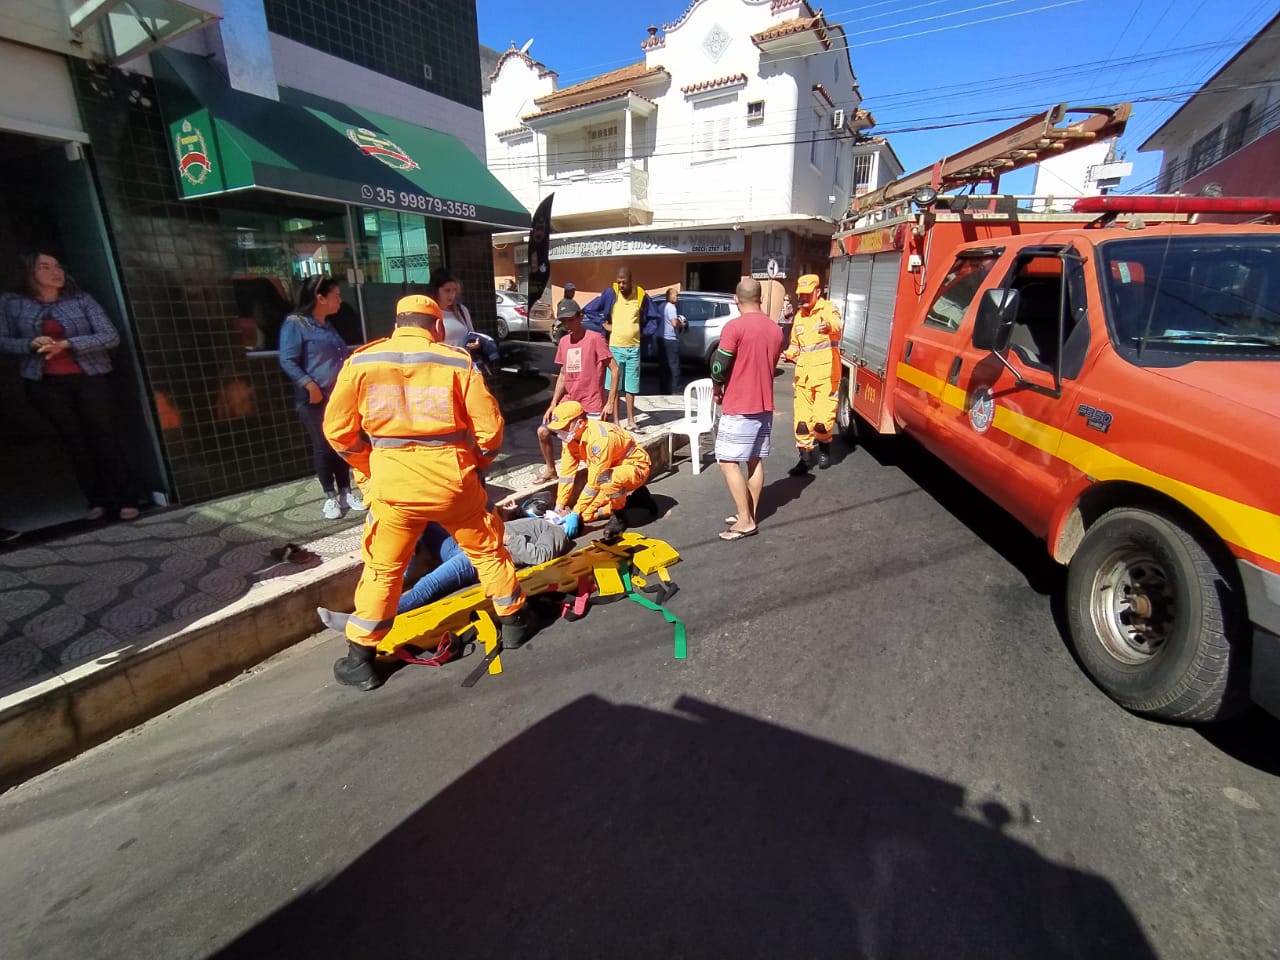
538,162,651,225
1159,99,1280,192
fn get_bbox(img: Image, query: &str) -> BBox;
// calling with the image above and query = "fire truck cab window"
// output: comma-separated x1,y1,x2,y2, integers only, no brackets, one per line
1002,253,1086,372
923,255,999,332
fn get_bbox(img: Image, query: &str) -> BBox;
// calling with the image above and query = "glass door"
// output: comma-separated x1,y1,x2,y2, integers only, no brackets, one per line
349,207,444,342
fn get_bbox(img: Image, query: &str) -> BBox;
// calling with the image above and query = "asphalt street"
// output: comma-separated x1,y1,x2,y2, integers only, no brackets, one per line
2,377,1277,960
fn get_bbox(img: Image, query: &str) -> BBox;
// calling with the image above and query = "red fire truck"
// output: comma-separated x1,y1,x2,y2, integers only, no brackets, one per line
828,104,1280,722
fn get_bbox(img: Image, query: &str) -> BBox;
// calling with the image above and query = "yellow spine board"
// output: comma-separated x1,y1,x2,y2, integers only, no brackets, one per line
376,533,682,655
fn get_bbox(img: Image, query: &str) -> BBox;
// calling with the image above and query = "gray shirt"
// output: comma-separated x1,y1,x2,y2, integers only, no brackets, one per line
504,516,570,566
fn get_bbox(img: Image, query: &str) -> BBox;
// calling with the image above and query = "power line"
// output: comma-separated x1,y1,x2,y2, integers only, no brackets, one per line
544,0,1093,86
487,71,1276,177
488,34,1254,169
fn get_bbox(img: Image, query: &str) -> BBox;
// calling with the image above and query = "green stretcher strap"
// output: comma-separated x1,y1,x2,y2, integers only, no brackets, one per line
620,564,688,660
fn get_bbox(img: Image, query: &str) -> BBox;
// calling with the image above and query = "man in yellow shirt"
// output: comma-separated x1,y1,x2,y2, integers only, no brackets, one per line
583,266,660,433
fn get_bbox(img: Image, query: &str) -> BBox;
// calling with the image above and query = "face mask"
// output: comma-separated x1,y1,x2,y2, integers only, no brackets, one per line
554,430,574,444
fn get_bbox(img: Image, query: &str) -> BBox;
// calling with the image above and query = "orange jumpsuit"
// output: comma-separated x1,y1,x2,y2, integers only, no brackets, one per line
323,326,525,647
555,420,651,522
784,299,843,451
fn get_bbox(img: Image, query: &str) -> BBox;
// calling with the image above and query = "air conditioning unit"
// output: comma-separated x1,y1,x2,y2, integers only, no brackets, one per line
831,109,845,131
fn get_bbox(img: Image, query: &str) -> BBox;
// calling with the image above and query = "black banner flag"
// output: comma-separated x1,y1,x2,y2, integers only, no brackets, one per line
526,193,554,306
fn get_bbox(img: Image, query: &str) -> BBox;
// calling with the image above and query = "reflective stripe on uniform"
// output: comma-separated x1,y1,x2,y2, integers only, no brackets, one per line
351,350,471,370
582,486,598,497
369,429,472,448
797,342,837,353
557,473,576,482
597,470,614,484
494,590,525,607
346,612,397,632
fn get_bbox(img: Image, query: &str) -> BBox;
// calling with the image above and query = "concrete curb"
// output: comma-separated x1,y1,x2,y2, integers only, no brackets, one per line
0,429,680,790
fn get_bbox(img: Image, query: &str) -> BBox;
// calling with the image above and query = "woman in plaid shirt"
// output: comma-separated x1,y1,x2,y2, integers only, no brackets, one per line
1,251,136,522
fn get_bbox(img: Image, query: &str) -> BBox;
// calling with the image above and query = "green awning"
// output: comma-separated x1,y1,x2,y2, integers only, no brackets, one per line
153,50,529,230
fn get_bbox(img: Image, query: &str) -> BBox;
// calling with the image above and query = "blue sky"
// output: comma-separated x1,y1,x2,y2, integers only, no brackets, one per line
478,0,1278,194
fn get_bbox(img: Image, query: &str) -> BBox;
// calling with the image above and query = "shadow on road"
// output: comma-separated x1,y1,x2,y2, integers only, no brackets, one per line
856,432,1062,597
210,697,1156,960
1197,708,1280,777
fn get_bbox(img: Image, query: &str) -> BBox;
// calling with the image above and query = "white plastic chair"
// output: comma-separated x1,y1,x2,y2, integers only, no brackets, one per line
667,378,718,475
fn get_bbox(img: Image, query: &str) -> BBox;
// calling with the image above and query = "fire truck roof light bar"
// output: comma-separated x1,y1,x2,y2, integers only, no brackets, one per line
849,103,1132,218
1072,195,1280,215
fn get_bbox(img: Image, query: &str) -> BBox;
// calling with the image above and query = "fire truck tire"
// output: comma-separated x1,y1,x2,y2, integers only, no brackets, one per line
1065,508,1249,723
836,377,859,443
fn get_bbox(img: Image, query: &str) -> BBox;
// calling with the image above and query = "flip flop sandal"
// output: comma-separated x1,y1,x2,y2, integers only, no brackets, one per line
532,468,558,483
719,528,758,542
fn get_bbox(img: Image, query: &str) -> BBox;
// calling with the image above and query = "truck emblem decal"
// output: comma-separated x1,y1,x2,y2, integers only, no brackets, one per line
1077,404,1114,433
969,387,995,433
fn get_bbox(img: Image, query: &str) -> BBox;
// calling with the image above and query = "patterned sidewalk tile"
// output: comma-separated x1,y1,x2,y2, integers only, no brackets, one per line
0,397,690,702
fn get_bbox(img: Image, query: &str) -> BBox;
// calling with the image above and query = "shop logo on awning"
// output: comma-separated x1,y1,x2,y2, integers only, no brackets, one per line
175,120,212,185
346,127,419,171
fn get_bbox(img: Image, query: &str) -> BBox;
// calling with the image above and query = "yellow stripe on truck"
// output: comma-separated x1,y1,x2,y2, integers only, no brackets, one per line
895,361,1280,564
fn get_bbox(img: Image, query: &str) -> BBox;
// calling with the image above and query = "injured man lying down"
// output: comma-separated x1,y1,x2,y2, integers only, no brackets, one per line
317,497,574,634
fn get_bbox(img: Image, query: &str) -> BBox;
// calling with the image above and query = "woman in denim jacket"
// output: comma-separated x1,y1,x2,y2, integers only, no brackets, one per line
1,251,137,521
278,276,362,520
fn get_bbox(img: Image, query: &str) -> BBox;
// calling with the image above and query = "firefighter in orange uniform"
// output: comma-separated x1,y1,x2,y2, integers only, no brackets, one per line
547,399,653,537
784,273,843,475
323,295,528,690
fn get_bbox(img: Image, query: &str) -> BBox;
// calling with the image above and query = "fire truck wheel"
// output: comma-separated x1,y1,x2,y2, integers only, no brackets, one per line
836,377,859,444
1066,508,1249,723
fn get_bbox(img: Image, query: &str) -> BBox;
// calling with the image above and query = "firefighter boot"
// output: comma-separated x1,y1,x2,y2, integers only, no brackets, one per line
788,450,814,476
333,641,383,691
604,512,629,539
499,607,534,649
817,442,832,470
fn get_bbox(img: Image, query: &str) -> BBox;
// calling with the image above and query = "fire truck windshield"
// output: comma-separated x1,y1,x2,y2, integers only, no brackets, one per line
1099,236,1280,360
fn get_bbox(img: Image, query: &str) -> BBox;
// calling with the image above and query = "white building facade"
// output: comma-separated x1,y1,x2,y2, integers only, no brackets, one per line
484,0,903,307
1029,139,1132,211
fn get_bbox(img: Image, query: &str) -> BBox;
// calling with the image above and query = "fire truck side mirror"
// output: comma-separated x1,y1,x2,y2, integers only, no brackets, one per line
973,289,1019,353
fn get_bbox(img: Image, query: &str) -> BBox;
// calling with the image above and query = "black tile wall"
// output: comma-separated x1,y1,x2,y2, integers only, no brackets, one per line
263,0,484,111
71,62,314,505
447,221,500,335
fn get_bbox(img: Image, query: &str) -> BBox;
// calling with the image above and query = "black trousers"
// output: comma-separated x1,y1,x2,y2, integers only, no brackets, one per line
658,337,682,394
296,397,350,496
26,373,131,509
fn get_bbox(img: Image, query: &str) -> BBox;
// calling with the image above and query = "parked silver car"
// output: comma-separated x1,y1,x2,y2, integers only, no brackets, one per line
495,290,554,340
675,292,741,367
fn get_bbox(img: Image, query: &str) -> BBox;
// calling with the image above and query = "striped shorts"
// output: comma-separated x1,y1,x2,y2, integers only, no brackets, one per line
715,412,773,463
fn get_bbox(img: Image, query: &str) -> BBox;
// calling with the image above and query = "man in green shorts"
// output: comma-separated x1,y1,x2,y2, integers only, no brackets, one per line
583,266,660,433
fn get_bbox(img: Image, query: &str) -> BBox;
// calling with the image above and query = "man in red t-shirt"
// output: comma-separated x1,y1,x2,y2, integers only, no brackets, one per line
710,278,783,541
535,300,620,482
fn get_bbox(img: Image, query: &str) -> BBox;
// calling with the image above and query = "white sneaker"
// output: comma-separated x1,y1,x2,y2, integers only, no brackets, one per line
322,497,341,520
342,488,366,512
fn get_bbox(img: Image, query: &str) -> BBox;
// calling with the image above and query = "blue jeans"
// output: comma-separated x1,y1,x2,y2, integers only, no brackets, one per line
397,522,479,613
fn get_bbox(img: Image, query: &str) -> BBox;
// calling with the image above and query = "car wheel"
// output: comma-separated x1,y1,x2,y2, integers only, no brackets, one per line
496,317,509,340
1065,507,1248,722
703,339,720,373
